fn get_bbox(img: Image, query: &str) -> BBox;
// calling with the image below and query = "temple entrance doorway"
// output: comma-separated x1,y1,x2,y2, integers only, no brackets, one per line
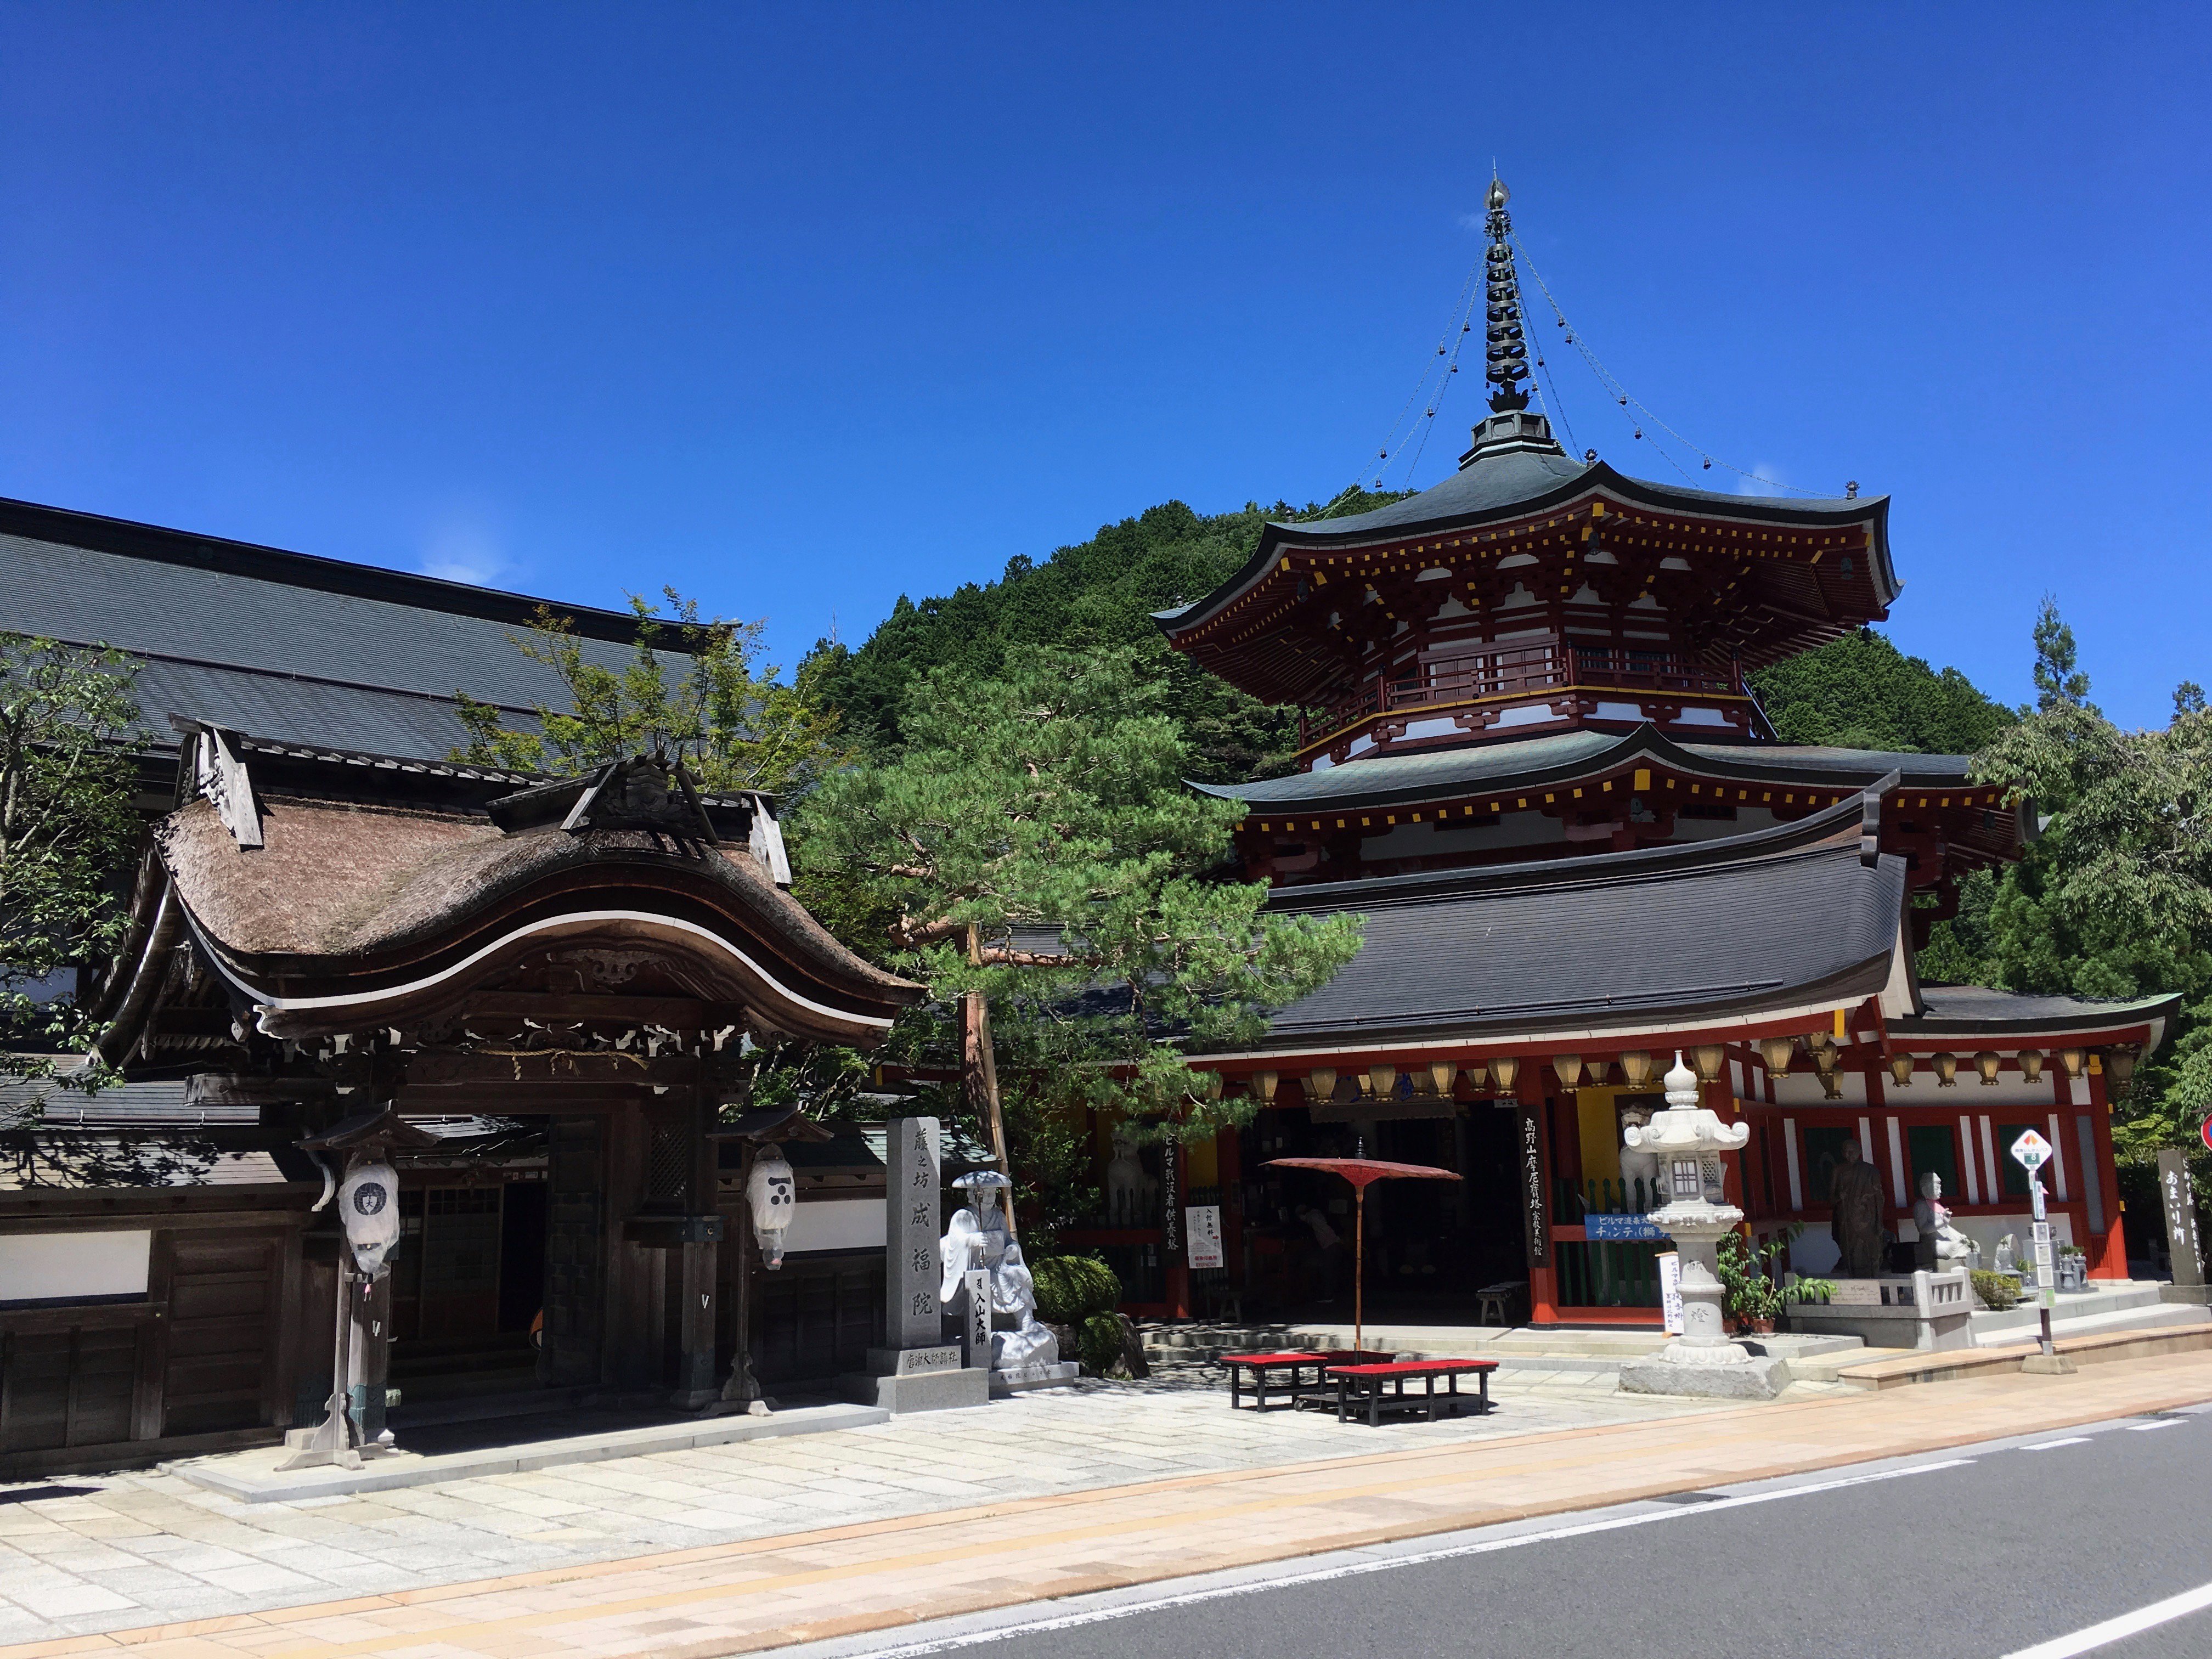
1241,1101,1532,1326
388,1172,550,1403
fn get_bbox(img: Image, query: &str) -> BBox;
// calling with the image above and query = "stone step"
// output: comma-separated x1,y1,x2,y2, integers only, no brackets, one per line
1833,1321,2212,1390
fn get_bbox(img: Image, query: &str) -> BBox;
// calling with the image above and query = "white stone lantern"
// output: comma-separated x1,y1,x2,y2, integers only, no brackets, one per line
1619,1053,1784,1396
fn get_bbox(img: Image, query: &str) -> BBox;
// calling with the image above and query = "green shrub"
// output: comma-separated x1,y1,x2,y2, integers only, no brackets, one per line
1971,1269,2021,1310
1031,1256,1121,1323
1078,1311,1127,1375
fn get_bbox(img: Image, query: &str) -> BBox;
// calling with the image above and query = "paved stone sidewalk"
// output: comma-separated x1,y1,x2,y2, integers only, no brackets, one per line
0,1372,1718,1646
7,1350,2210,1659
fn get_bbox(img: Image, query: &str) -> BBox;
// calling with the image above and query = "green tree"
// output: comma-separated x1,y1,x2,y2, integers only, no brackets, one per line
1750,628,2013,754
0,635,141,1112
794,645,1364,1194
453,590,843,798
1942,601,2212,1162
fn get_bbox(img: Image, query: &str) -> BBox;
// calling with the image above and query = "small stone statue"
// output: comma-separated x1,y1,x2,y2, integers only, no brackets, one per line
938,1171,1059,1373
1827,1138,1887,1278
1618,1107,1663,1210
1912,1172,1978,1272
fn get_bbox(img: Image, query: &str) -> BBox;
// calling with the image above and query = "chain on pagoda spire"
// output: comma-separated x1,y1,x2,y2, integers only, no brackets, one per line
1482,176,1531,414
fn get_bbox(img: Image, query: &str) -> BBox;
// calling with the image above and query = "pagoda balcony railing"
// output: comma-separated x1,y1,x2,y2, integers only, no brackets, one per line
1298,643,1743,751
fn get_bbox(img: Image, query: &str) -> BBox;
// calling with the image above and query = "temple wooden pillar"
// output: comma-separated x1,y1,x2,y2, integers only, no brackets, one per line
672,1080,722,1409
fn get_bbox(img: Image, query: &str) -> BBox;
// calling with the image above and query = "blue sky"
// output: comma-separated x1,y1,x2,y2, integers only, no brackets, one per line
1,4,2205,729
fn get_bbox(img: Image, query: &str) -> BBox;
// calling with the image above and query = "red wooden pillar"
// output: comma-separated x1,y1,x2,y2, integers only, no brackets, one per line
2085,1065,2129,1279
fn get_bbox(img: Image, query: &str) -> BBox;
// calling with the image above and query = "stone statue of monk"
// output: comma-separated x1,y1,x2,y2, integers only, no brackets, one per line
1828,1137,1887,1278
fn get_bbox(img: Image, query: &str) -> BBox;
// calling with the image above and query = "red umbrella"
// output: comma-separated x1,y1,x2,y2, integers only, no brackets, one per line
1265,1157,1463,1353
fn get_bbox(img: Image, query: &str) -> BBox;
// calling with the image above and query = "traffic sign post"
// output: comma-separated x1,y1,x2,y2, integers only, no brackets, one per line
2010,1129,2057,1356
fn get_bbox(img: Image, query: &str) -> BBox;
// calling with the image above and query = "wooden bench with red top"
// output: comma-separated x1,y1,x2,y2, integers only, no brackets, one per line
1323,1358,1497,1425
1219,1350,1397,1412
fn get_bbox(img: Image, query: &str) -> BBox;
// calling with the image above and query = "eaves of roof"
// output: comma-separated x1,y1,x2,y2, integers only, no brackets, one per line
1195,724,1970,814
1893,985,2185,1049
1154,459,1896,641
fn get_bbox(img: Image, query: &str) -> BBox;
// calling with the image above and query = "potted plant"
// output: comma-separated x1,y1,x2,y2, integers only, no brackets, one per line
1717,1231,1791,1334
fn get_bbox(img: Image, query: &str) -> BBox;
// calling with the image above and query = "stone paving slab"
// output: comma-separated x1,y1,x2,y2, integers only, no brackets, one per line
4,1351,2209,1659
0,1375,1714,1646
163,1405,891,1504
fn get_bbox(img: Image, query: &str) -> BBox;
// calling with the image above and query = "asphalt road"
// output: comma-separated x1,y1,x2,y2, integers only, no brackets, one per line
793,1403,2212,1659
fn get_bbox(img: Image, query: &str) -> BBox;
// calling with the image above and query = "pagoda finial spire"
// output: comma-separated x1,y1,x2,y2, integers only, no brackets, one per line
1482,174,1532,414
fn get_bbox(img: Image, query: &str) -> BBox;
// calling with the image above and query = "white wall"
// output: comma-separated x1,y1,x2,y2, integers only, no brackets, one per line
785,1199,885,1255
0,1231,150,1304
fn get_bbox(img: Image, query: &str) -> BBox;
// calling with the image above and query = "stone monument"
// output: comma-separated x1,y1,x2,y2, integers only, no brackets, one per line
939,1171,1079,1395
842,1116,989,1413
1618,1055,1790,1400
1788,1166,1977,1353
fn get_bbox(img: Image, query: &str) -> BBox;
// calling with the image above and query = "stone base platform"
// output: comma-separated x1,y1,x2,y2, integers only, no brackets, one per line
842,1366,991,1413
990,1360,1079,1396
1618,1341,1790,1400
163,1401,889,1504
1786,1270,1975,1353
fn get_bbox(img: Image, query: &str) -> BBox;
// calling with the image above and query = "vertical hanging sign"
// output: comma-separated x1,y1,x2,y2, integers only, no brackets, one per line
1160,1137,1183,1266
1517,1099,1550,1267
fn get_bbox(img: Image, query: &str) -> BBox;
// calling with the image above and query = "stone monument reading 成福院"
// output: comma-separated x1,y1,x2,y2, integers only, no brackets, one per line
842,1116,989,1413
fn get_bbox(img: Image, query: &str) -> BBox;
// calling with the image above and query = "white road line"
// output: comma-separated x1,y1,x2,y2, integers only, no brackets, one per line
2021,1437,2091,1451
851,1458,1975,1657
2125,1419,2185,1431
2001,1579,2212,1658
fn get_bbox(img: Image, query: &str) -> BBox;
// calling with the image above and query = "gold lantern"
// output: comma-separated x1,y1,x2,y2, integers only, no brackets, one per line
1464,1059,1491,1092
1819,1068,1844,1100
1619,1051,1654,1088
1973,1051,2002,1086
2058,1048,2085,1080
1489,1056,1519,1094
1692,1045,1726,1084
1191,1069,1224,1102
1933,1052,1959,1087
1552,1053,1585,1090
2017,1051,2044,1084
1758,1035,1796,1075
1307,1067,1338,1104
1888,1054,1915,1088
1367,1063,1398,1101
2107,1045,2138,1086
1251,1069,1279,1104
1429,1060,1457,1097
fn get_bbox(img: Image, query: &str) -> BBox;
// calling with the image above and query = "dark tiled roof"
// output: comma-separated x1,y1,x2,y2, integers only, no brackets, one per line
0,1078,256,1130
1236,800,1906,1048
1896,985,2183,1042
1194,725,1972,812
0,500,656,762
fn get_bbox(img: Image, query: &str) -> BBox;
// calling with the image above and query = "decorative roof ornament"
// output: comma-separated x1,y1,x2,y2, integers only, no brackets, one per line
1482,174,1531,414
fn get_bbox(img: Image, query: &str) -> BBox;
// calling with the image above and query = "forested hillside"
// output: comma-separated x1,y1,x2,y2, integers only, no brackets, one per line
812,493,2015,771
809,494,1402,784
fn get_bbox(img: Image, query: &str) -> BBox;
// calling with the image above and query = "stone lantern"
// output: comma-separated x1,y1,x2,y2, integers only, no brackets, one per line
1618,1053,1787,1398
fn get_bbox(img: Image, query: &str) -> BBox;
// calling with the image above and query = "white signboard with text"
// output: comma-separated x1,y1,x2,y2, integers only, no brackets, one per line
1184,1205,1224,1271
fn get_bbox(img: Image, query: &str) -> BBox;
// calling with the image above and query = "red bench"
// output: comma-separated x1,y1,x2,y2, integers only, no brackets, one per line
1220,1350,1397,1412
1323,1358,1497,1426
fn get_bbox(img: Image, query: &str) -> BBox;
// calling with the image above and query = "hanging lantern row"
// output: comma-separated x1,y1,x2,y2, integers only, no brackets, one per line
1216,1041,2138,1105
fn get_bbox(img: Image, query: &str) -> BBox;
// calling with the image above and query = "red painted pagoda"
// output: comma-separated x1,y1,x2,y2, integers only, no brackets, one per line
1070,180,2180,1329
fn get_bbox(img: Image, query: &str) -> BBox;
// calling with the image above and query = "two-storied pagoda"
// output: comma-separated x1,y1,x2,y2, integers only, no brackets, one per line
1081,180,2179,1328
